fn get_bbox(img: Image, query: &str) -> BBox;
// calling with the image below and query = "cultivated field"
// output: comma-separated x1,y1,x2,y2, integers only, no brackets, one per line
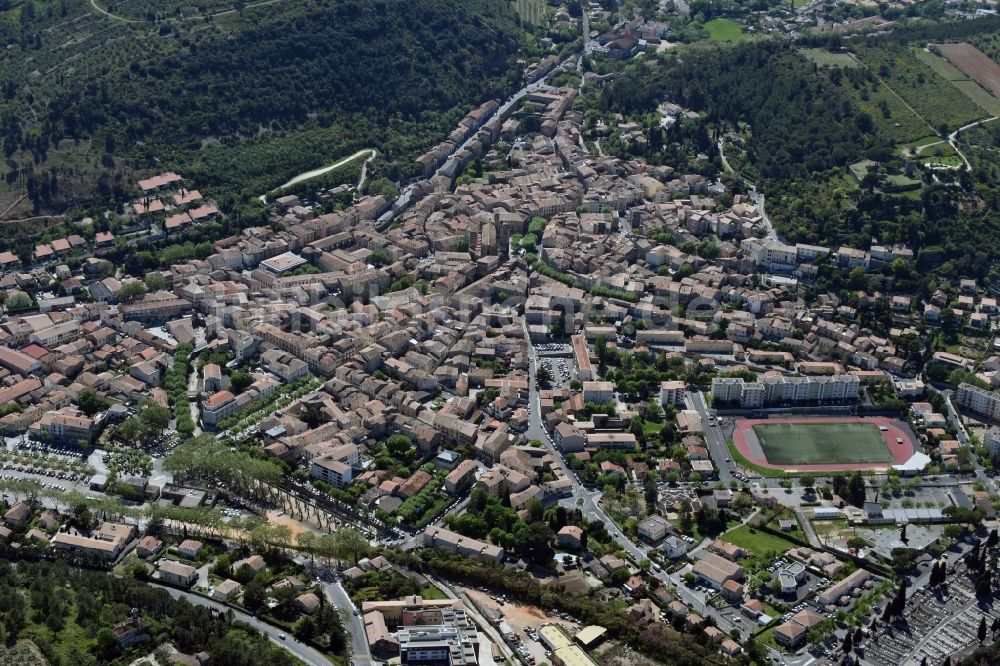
513,0,547,27
935,43,1000,99
913,47,1000,116
854,45,983,135
752,422,893,465
801,48,860,68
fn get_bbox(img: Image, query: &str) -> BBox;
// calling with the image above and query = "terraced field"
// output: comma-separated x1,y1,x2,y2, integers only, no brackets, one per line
913,47,1000,117
935,42,1000,98
854,45,984,134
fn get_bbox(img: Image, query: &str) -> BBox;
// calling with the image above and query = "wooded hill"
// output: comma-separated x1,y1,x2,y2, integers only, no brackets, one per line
0,0,526,215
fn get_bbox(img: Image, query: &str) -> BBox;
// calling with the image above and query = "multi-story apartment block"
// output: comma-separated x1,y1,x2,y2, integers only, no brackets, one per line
711,375,860,409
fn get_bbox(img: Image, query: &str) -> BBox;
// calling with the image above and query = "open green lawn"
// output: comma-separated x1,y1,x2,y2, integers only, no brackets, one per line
810,519,850,537
643,420,665,435
753,422,893,465
724,525,797,558
952,80,1000,117
919,154,964,167
705,19,746,43
885,173,922,189
801,48,859,68
418,585,448,600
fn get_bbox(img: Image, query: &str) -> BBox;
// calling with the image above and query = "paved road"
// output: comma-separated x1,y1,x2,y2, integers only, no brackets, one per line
521,328,746,636
378,67,560,230
688,391,735,483
150,581,329,665
317,571,375,666
749,190,779,242
934,387,996,496
262,149,377,202
795,507,821,548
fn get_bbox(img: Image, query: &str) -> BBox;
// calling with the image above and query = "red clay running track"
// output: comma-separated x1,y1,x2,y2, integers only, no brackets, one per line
732,416,916,473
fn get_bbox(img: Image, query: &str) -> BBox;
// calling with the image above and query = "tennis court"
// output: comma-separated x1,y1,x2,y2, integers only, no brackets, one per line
752,422,893,465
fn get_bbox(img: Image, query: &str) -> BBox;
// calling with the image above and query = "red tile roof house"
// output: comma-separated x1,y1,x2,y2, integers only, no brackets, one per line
397,470,433,499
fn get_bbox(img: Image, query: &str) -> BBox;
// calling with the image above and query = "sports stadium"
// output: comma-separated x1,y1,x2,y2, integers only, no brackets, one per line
731,416,920,473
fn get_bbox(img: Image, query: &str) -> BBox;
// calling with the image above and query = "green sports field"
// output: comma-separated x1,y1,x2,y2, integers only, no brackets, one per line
753,423,893,465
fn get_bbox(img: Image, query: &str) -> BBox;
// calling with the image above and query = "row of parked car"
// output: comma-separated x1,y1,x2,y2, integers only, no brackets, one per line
0,473,67,492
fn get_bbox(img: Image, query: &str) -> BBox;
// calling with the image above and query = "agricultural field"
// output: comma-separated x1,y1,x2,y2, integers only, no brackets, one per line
841,74,931,145
513,0,547,27
800,48,860,68
934,42,1000,99
854,45,984,135
914,47,1000,117
705,18,747,43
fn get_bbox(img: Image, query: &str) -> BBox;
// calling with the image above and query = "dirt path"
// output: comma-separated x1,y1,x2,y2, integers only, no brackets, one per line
259,148,376,203
948,116,999,171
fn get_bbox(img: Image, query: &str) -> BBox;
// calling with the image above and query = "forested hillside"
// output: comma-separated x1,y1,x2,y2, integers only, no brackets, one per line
597,37,1000,277
0,559,302,665
0,0,525,215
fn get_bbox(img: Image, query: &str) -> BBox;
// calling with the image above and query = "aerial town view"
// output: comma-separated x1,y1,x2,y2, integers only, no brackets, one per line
3,0,1000,665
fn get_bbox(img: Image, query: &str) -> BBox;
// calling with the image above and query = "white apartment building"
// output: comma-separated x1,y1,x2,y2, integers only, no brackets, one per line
956,383,1000,421
711,375,859,408
741,238,797,270
659,380,687,406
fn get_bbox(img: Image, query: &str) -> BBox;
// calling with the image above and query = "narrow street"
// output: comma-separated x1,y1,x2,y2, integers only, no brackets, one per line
317,570,376,666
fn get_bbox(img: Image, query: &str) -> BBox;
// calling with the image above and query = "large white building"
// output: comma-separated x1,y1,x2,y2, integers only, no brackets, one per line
711,374,860,409
741,238,797,270
956,383,1000,421
659,380,686,406
309,455,353,488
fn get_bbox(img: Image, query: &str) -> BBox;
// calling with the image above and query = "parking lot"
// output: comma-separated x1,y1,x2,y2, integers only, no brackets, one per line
538,354,576,388
0,437,92,490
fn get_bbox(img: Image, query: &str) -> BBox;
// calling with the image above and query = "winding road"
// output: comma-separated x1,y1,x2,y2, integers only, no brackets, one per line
150,581,329,665
947,116,998,172
260,149,377,203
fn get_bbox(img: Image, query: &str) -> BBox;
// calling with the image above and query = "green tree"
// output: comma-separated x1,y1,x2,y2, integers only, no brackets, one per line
115,417,147,445
847,472,867,507
386,434,414,459
243,573,268,611
137,398,171,432
78,389,110,417
95,627,119,659
330,527,370,564
117,280,148,302
144,272,167,290
229,371,253,395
